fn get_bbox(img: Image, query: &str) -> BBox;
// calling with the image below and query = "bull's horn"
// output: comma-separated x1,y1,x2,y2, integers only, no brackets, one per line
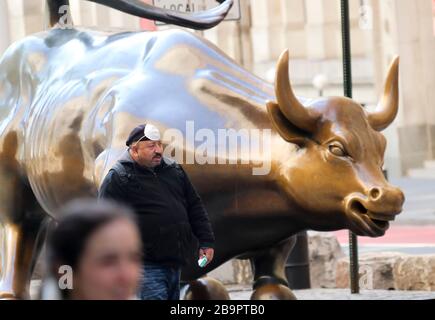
368,56,400,131
275,49,320,133
47,0,233,30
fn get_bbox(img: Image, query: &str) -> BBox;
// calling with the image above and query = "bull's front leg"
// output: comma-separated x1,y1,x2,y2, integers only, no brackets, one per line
0,144,51,299
249,236,298,300
0,204,51,300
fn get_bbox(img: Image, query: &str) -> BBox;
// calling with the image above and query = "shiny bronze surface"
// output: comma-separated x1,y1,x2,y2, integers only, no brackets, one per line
0,4,403,298
250,284,297,300
182,277,230,300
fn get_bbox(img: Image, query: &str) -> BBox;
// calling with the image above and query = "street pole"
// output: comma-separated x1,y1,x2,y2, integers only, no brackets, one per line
340,0,359,294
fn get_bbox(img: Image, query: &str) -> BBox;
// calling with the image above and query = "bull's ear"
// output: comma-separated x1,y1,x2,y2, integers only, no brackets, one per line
266,101,309,146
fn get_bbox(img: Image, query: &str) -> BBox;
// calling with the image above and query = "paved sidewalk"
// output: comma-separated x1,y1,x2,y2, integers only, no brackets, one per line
227,285,435,300
30,281,435,300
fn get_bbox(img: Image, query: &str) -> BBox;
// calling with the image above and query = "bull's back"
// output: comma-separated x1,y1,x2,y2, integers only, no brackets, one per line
0,27,274,216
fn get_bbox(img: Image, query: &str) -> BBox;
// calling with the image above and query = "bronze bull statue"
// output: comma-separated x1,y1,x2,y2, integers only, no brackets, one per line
0,0,404,299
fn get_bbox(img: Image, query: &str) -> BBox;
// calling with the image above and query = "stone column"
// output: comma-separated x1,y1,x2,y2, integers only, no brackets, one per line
69,0,83,26
0,0,11,55
370,0,385,95
280,0,306,59
78,0,97,27
250,0,284,63
204,0,253,70
22,0,44,35
369,0,400,177
72,0,139,30
108,6,125,29
6,0,26,42
212,22,240,61
304,0,366,59
111,8,140,31
379,0,435,172
94,3,111,28
237,0,253,70
305,0,340,59
348,0,372,58
433,0,435,35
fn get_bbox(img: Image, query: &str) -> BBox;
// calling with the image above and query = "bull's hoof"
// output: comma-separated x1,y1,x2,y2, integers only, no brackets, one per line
0,292,20,300
0,286,29,300
181,277,230,300
250,284,297,300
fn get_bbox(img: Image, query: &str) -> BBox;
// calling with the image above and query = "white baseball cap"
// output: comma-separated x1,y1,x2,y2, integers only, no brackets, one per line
126,123,161,146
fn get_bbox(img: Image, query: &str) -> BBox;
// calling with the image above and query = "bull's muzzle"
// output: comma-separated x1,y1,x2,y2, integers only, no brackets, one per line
344,186,405,237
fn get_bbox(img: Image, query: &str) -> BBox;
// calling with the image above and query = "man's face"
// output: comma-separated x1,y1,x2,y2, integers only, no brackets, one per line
130,140,163,168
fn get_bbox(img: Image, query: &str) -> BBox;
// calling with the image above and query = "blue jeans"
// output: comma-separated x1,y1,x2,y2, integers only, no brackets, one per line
138,264,181,300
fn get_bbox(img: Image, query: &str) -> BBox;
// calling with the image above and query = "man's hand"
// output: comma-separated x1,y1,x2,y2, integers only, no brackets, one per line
199,247,214,267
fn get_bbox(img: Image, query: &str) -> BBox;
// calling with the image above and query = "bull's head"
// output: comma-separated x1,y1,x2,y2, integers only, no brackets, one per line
267,50,404,237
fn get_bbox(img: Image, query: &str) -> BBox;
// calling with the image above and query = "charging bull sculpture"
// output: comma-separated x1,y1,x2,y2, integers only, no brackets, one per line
0,0,404,299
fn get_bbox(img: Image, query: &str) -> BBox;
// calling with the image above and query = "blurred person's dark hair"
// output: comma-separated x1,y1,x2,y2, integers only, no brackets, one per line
43,198,140,299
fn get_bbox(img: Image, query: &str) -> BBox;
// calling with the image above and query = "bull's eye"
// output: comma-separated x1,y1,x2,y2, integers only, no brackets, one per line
328,142,347,157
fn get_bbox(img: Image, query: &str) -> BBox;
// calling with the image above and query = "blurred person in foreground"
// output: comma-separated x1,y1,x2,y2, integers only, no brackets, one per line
42,199,142,300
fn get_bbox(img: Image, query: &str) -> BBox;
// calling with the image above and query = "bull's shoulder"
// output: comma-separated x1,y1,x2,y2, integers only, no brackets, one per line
0,35,41,119
0,35,37,73
0,30,53,64
0,31,56,96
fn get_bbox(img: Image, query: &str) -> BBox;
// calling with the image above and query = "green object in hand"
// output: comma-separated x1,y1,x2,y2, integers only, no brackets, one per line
198,255,208,268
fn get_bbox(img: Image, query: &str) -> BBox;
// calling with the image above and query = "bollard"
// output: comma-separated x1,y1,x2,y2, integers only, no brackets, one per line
285,231,311,289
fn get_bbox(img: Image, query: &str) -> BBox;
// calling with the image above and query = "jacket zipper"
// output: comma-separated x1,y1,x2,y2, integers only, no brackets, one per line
153,166,184,259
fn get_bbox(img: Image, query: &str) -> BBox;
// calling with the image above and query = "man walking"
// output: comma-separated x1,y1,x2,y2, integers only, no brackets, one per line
98,123,215,300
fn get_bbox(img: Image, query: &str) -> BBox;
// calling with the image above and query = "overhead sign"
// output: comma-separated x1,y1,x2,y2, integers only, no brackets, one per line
152,0,241,22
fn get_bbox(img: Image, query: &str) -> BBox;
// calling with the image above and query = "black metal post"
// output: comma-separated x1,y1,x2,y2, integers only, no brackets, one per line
285,231,311,289
340,0,359,294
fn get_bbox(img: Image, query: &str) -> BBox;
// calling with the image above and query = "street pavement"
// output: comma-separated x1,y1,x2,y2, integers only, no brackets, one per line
227,286,435,300
30,280,435,300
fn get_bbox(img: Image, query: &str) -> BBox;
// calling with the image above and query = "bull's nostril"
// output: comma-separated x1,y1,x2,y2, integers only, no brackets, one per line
369,188,381,200
350,200,368,215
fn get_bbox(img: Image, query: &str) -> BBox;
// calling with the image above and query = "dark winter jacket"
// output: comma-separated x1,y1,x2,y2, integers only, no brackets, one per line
98,151,215,267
